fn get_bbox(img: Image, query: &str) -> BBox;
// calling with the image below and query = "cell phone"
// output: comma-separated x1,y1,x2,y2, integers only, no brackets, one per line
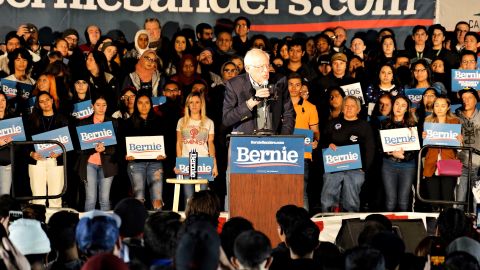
8,210,22,223
476,205,480,229
430,238,446,269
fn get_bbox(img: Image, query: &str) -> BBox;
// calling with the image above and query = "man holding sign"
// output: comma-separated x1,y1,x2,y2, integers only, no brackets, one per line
288,73,320,210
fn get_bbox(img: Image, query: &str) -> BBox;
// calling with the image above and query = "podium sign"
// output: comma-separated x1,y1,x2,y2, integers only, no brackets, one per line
229,136,304,174
175,157,214,181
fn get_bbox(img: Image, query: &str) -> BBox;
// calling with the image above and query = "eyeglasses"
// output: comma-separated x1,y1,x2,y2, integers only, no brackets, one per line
249,64,269,71
462,60,476,64
121,94,136,100
143,56,156,63
413,68,427,73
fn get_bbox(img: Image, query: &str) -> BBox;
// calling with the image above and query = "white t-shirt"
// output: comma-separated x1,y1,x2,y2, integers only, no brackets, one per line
176,118,214,157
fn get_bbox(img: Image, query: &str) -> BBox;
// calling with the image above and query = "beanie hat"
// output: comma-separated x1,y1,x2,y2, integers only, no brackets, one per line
76,210,121,255
114,198,148,237
62,28,79,39
9,218,51,255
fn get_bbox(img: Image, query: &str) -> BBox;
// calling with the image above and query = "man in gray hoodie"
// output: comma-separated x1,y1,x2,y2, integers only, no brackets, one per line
455,88,480,207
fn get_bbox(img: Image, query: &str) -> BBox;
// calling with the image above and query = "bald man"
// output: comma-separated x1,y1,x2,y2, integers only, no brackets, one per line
223,48,295,135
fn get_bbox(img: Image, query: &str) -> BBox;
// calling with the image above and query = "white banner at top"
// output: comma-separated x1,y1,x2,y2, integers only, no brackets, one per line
436,0,480,31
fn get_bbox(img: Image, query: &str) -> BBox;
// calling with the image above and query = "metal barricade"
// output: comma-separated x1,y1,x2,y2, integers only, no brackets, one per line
416,145,478,213
2,140,68,201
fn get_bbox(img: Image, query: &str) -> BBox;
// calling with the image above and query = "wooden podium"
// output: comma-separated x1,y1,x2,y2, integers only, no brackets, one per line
228,135,304,245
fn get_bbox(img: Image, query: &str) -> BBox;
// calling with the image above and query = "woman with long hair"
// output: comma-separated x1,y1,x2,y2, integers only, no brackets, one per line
380,95,418,211
122,50,162,97
422,95,462,203
171,54,202,99
365,63,403,105
163,31,192,77
409,59,447,95
27,92,69,207
112,86,137,120
85,50,118,115
0,91,16,195
176,92,218,203
124,92,166,210
76,95,118,211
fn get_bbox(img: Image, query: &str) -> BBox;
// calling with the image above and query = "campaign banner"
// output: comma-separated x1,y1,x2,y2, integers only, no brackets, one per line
322,144,362,173
340,82,365,104
405,88,426,108
0,79,33,100
451,69,480,92
125,136,165,159
152,96,167,108
0,117,26,141
423,123,461,146
76,121,117,150
294,128,313,153
380,127,421,152
32,126,73,157
176,157,214,182
229,136,304,174
71,100,93,120
437,0,480,32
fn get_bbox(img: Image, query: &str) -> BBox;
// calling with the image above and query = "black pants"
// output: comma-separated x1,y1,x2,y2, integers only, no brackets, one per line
424,176,456,202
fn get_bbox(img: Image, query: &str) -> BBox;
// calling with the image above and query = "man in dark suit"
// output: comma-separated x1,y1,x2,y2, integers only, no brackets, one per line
223,48,295,135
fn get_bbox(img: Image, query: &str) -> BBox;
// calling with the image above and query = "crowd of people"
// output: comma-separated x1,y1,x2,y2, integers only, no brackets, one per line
0,17,479,214
1,193,480,269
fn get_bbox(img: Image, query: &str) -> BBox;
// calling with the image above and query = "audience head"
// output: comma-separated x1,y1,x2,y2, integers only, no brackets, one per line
232,230,272,270
48,210,80,253
344,246,385,270
9,218,51,266
220,217,254,260
436,208,470,246
75,210,121,257
285,219,320,258
275,204,309,241
144,211,182,260
113,198,148,238
185,190,221,227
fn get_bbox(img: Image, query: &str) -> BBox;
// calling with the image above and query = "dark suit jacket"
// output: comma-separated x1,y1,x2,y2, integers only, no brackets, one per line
222,73,295,134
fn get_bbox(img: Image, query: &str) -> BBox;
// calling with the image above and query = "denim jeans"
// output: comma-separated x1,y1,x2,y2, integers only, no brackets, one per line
128,161,163,201
321,169,365,212
381,158,416,211
0,165,11,195
85,163,113,211
456,164,479,204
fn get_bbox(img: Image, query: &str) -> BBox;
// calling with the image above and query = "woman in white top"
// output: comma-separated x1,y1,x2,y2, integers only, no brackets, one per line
176,92,218,202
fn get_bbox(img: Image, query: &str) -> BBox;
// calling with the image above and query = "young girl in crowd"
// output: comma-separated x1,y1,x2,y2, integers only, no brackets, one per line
176,92,218,203
422,96,462,203
380,95,418,211
76,96,118,211
123,92,166,210
27,92,69,207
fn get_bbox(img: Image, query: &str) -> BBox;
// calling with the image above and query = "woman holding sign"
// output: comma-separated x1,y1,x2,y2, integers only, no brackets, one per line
380,95,418,211
76,96,118,211
321,96,375,212
123,92,166,210
0,91,16,195
422,96,462,204
176,92,218,203
27,92,69,207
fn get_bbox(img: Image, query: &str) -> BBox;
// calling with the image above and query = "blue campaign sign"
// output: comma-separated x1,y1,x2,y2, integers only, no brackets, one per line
451,69,480,92
72,100,93,120
0,117,26,141
0,79,33,99
229,136,304,174
405,88,426,108
152,96,167,107
76,121,117,150
175,157,214,181
322,144,363,173
423,123,461,146
294,128,313,153
32,126,73,157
